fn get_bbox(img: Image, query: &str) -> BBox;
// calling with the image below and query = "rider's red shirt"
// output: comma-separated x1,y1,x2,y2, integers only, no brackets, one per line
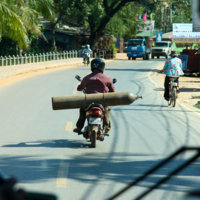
77,71,115,94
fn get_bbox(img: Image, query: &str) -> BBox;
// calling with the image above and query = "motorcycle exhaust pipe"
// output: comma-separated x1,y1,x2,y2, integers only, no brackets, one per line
52,92,142,110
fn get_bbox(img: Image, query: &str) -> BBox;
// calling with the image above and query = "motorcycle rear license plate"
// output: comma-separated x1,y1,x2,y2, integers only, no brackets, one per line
89,117,101,124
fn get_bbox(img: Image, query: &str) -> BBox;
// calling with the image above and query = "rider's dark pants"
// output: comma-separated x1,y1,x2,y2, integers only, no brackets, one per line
76,107,111,130
164,76,179,99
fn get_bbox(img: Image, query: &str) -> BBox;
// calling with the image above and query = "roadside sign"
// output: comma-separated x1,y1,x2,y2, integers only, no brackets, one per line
173,23,200,38
156,32,162,42
177,55,188,71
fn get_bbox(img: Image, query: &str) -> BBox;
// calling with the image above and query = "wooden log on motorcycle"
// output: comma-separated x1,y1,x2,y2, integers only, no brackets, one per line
52,92,141,110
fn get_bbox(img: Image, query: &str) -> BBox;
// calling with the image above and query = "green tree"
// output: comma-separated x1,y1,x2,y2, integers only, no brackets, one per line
145,0,192,32
104,2,144,38
62,0,156,49
0,0,54,52
47,0,78,50
172,0,192,23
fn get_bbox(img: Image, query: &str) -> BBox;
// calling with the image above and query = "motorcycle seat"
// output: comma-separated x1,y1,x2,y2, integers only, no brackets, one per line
85,103,104,112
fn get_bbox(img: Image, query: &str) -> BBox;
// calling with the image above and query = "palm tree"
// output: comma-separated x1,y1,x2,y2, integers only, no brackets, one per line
0,0,54,51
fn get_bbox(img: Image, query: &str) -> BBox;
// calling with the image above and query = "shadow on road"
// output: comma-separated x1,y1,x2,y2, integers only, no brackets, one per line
135,104,167,107
1,139,92,149
106,68,162,73
0,153,199,196
154,88,164,91
180,88,200,92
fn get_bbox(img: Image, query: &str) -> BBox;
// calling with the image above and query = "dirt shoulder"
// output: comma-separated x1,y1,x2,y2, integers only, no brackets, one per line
153,65,200,108
0,57,114,88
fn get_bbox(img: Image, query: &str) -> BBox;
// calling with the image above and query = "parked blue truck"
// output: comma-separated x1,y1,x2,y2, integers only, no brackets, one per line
127,39,151,60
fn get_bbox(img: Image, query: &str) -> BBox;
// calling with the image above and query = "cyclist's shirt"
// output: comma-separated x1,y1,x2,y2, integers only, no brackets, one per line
163,57,184,76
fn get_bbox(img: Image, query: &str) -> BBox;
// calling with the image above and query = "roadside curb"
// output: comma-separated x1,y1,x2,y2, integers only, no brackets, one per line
0,58,114,80
0,62,82,79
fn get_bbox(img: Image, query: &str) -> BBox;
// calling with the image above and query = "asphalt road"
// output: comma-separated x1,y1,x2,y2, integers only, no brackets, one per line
1,58,200,200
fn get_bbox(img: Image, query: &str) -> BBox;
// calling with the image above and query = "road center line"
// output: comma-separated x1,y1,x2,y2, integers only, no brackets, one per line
56,162,69,188
65,122,73,131
72,90,77,94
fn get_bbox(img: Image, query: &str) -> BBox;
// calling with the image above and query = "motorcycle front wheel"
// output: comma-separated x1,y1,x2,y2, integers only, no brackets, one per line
84,58,87,66
87,57,89,66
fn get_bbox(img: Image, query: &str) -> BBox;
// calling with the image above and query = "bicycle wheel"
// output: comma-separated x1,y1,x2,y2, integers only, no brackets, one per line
172,87,176,107
168,86,172,106
168,97,171,106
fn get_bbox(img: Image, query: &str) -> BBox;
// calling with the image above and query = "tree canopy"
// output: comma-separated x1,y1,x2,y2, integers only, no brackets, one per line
104,2,144,39
0,0,54,49
0,0,193,52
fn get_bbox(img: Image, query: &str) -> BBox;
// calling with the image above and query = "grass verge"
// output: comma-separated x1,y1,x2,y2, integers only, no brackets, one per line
193,104,200,109
191,96,200,99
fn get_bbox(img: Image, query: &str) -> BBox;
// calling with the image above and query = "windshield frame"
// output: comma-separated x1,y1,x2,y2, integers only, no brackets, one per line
155,42,169,47
128,40,143,47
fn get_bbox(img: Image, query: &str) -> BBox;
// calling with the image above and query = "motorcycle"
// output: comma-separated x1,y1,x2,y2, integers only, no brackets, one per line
75,75,117,148
83,52,90,66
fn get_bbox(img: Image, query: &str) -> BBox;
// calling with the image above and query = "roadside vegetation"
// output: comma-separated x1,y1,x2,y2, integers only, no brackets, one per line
0,0,192,56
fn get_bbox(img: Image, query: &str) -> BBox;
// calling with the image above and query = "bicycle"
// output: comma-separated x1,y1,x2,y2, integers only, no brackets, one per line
168,76,179,107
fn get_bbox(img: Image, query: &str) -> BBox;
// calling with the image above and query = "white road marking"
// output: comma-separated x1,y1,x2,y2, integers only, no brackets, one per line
56,162,69,188
65,122,73,131
72,90,77,95
148,70,159,87
180,103,200,117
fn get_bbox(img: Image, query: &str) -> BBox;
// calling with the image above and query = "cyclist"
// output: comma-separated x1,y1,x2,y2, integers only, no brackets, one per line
163,51,184,101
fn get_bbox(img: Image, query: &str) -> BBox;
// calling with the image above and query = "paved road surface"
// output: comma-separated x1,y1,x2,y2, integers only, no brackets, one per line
1,59,200,200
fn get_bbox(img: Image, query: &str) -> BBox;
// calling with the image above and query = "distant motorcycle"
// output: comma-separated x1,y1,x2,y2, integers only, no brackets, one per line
83,52,90,66
75,75,117,148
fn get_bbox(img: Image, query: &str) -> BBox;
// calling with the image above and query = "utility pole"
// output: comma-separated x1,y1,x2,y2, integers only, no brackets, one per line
161,2,172,33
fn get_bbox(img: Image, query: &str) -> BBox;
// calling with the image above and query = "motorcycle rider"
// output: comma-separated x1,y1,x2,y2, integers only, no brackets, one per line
73,58,115,134
163,51,184,101
82,44,92,64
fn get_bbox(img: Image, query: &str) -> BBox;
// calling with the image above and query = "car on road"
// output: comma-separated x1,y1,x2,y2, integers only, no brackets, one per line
152,41,173,59
127,39,151,60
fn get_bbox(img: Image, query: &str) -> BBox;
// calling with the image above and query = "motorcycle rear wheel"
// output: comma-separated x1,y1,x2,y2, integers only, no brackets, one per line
84,60,87,66
91,130,97,148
